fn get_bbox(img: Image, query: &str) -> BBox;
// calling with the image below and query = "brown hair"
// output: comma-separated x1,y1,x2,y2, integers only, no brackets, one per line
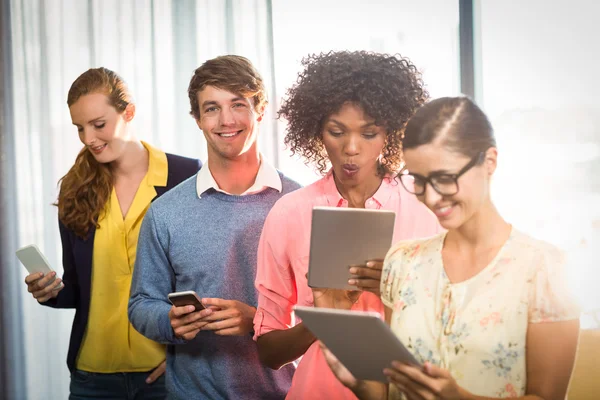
403,96,496,158
187,55,267,120
56,67,132,238
278,51,428,177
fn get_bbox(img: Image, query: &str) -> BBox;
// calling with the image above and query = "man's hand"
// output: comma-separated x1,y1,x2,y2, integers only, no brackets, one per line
199,298,256,336
169,305,214,340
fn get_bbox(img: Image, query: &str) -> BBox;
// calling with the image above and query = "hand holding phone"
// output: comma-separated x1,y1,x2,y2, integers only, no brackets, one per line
168,291,212,340
24,271,63,303
199,298,257,336
168,291,205,311
17,244,64,303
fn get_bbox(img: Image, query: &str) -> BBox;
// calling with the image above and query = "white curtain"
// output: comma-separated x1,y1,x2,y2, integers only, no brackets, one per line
10,1,276,398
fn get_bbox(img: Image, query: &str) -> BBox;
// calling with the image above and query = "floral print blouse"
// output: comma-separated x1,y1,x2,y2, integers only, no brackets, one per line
380,228,580,399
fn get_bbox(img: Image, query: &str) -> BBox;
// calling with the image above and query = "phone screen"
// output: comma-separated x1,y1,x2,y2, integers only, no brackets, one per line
168,293,205,311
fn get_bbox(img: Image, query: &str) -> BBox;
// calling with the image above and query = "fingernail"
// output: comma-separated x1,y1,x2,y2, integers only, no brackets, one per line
145,378,151,384
187,306,195,312
349,268,357,274
348,279,355,285
366,261,374,267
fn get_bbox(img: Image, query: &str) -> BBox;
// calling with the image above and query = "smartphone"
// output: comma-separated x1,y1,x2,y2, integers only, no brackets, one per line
168,291,205,311
15,244,64,289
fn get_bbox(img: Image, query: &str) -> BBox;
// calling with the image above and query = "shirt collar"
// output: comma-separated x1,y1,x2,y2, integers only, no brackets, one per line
142,141,168,187
323,169,395,209
196,155,282,198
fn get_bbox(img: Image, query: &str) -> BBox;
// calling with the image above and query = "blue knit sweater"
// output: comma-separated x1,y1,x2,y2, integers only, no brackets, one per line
128,172,301,400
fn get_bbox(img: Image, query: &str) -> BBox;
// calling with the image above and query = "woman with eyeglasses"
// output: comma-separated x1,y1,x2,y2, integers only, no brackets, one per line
323,97,581,400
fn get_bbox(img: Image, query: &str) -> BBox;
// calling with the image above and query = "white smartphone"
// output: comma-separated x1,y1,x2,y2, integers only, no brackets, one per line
168,290,205,311
15,244,64,289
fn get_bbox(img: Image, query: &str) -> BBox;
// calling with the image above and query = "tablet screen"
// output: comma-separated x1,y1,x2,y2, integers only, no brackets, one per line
308,207,395,290
294,306,420,382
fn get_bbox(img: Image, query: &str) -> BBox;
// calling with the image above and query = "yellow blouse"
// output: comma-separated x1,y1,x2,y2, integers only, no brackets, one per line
77,142,167,372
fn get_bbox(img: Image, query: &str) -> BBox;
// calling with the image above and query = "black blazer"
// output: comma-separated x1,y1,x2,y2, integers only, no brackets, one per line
43,153,201,372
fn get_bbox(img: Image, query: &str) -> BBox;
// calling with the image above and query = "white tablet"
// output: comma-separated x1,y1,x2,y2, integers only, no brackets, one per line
308,206,395,290
294,306,420,382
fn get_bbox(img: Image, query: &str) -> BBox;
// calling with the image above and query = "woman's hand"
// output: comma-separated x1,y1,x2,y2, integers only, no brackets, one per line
307,271,362,310
384,362,467,400
347,259,384,296
145,360,166,384
24,272,63,303
312,287,362,309
319,341,360,390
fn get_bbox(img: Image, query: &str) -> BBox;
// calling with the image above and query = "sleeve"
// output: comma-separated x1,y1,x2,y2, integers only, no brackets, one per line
128,206,186,345
380,241,412,309
528,246,581,323
253,202,297,341
42,218,79,309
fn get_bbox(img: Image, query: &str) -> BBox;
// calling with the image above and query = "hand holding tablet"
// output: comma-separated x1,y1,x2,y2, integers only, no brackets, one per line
311,286,362,310
308,207,395,290
294,306,420,382
347,259,385,296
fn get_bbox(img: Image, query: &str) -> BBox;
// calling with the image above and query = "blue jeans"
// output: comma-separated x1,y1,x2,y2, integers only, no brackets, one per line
69,369,167,400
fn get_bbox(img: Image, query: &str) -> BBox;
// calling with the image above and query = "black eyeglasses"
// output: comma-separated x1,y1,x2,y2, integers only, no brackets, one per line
399,152,485,196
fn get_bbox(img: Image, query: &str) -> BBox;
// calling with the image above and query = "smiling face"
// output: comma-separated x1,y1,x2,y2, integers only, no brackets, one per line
321,103,387,188
195,85,262,163
403,142,497,230
69,92,134,164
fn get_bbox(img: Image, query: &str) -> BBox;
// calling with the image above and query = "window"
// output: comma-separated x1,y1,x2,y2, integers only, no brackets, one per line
480,0,600,327
271,0,461,184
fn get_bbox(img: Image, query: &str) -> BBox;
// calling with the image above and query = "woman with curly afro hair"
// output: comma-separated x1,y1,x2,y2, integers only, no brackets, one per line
253,51,442,399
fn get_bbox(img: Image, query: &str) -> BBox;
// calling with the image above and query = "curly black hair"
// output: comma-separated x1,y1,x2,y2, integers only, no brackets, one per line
279,50,429,176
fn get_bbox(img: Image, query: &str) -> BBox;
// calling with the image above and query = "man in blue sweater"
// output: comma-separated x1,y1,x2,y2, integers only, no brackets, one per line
128,55,300,399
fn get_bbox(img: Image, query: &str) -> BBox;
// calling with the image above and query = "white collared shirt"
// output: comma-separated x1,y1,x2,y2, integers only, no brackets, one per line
196,155,282,198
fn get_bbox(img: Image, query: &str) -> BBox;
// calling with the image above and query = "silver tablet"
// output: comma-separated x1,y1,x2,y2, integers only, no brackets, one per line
294,306,420,382
308,206,395,290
